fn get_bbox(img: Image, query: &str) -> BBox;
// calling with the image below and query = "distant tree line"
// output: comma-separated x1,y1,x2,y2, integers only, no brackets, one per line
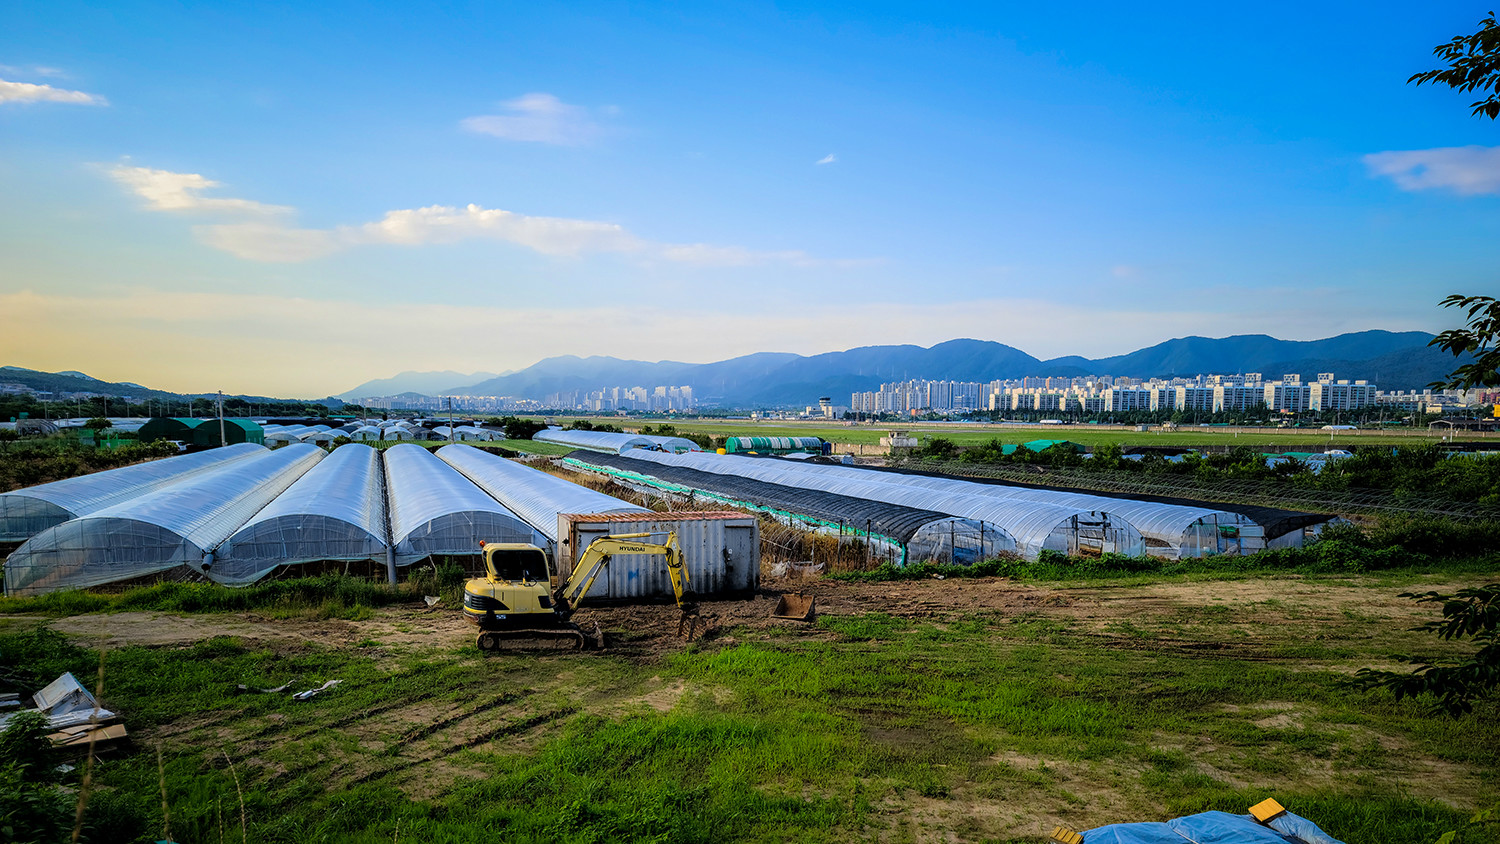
904,439,1500,505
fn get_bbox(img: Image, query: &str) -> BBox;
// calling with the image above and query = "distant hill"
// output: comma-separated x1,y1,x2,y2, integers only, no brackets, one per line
6,329,1462,412
422,330,1454,406
336,370,502,401
0,366,341,407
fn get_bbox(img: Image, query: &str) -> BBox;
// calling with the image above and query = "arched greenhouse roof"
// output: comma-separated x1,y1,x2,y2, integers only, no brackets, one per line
209,444,388,585
4,444,325,596
626,450,1143,559
759,459,1259,558
436,444,646,542
563,450,1015,562
383,443,540,564
0,442,266,542
533,428,654,454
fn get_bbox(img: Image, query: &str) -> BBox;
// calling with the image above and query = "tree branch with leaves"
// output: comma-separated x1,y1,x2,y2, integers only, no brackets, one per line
1409,11,1500,119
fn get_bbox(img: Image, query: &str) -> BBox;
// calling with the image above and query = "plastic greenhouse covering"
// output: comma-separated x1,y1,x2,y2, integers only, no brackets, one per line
636,435,702,453
437,444,647,542
383,444,540,564
4,444,325,596
738,459,1261,558
564,451,1015,565
0,443,267,542
208,444,389,585
624,450,1145,559
533,428,655,453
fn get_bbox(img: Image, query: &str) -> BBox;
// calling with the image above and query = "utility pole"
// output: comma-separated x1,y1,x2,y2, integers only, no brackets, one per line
217,390,227,447
448,397,455,443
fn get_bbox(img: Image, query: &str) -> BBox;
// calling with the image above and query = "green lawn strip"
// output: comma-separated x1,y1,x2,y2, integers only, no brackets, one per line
546,417,1445,449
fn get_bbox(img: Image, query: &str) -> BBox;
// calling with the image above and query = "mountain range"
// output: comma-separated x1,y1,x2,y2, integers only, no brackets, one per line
340,329,1462,406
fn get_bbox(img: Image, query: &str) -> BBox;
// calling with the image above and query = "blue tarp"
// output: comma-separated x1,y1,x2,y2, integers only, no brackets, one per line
1081,811,1343,844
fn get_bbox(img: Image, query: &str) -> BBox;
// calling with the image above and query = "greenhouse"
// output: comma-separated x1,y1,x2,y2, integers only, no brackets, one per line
383,444,540,564
626,450,1144,559
4,444,325,596
636,434,702,453
437,444,647,544
209,444,390,586
565,451,1015,565
138,417,214,444
350,425,383,441
0,443,267,542
723,436,824,455
191,419,265,448
764,461,1264,559
533,428,655,454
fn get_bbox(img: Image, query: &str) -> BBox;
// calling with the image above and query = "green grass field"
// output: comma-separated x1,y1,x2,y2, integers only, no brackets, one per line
541,417,1462,449
2,566,1496,843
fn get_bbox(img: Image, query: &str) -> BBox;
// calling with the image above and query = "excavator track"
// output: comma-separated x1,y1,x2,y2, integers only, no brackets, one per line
475,621,603,653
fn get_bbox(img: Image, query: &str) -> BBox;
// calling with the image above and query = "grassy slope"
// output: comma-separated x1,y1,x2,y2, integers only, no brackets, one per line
3,569,1497,843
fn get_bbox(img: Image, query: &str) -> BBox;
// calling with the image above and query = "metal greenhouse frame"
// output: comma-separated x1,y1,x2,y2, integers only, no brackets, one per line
436,444,647,545
3,444,326,596
563,451,1016,565
765,461,1263,559
383,443,540,564
625,450,1145,559
0,442,267,542
209,443,391,586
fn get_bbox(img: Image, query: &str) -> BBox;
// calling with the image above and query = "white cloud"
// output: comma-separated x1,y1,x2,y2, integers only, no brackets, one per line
1363,145,1500,196
816,153,837,165
106,165,292,216
0,78,105,106
460,93,603,145
111,164,866,266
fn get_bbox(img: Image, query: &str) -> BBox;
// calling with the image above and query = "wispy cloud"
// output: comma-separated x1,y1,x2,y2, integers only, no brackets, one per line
108,164,867,267
106,165,292,215
1363,145,1500,196
816,153,837,165
0,78,106,106
0,65,67,78
460,93,604,145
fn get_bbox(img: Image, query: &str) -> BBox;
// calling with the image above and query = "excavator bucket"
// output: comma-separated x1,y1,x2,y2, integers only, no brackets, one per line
772,592,816,622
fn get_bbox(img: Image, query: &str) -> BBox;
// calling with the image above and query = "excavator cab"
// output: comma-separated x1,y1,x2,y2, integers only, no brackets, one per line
483,545,551,584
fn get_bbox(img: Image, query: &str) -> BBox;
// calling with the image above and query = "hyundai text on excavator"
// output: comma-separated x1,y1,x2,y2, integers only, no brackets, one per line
462,531,701,652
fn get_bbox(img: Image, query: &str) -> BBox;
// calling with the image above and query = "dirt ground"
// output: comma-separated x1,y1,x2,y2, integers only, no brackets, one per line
39,572,1471,661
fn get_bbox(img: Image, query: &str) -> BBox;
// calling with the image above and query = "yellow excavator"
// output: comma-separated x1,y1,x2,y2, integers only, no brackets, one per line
462,532,700,652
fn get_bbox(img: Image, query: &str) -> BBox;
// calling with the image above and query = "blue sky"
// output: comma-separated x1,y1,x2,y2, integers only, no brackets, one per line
2,2,1496,396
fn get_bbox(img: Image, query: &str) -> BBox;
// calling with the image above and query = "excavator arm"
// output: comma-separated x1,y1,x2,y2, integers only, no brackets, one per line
555,531,701,639
556,532,693,611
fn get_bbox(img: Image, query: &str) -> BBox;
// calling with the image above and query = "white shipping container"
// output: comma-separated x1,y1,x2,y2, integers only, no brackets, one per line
557,511,758,602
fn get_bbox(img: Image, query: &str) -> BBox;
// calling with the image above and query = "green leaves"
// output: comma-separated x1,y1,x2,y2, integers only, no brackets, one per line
1354,583,1500,715
1428,295,1500,390
1409,12,1500,119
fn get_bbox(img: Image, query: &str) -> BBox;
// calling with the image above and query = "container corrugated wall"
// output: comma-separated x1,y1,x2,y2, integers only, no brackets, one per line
559,512,758,601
